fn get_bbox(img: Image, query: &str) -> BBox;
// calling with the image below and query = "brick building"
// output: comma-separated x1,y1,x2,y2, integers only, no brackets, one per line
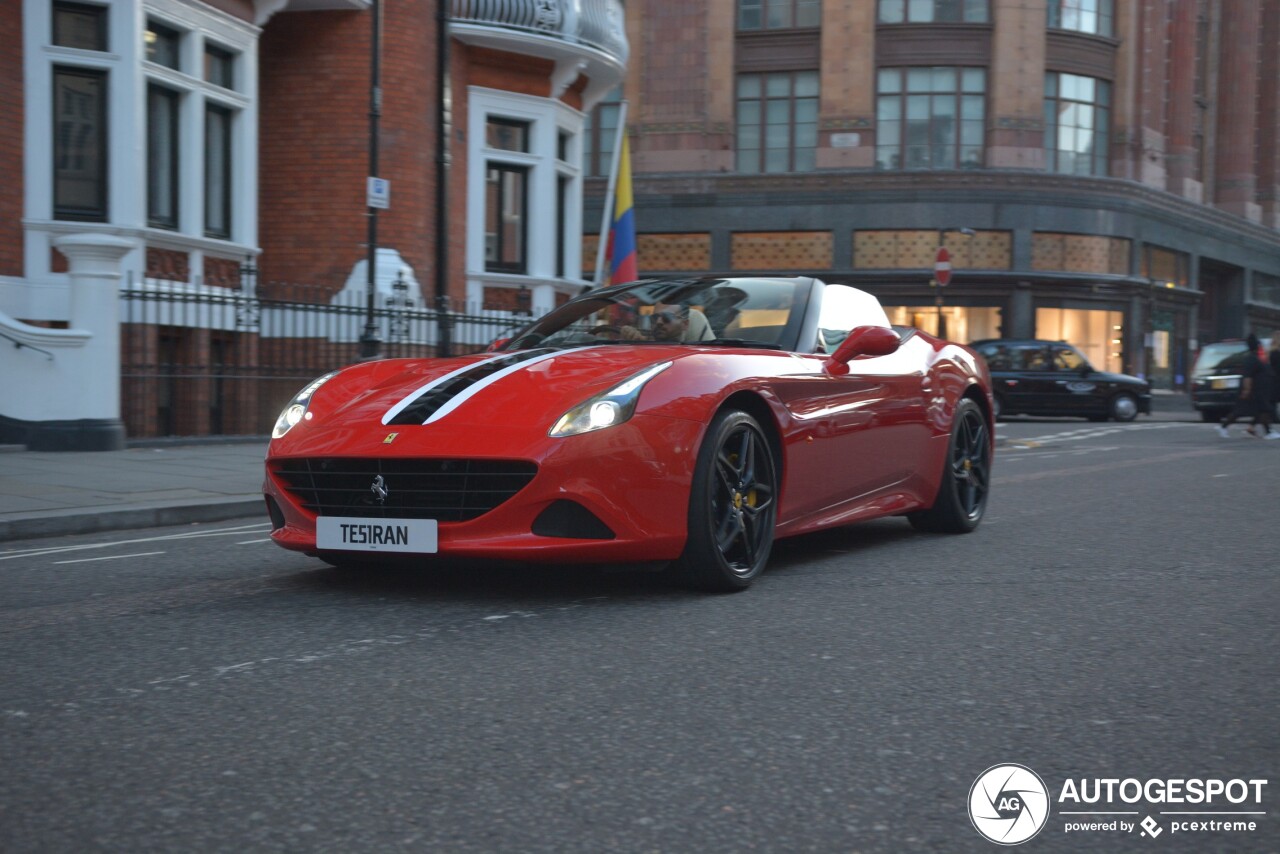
590,0,1280,389
0,0,627,446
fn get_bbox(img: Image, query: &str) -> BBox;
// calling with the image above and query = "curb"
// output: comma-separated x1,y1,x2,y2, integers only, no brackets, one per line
0,497,264,543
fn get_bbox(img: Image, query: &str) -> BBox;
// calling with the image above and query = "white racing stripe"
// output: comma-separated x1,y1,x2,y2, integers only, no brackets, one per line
423,347,595,424
379,355,502,425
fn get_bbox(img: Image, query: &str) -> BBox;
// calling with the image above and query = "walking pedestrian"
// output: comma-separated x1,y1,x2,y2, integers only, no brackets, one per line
1216,334,1278,438
1270,333,1280,423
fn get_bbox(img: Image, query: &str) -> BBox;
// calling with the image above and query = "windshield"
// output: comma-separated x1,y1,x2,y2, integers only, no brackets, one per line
1193,342,1249,376
499,278,810,352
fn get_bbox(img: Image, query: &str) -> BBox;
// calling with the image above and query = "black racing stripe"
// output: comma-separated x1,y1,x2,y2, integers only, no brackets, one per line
386,349,557,426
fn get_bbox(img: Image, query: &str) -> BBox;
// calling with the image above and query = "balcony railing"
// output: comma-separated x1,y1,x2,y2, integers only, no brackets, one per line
451,0,629,66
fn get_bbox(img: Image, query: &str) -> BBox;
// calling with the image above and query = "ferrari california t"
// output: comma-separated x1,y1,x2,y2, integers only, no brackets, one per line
263,276,994,591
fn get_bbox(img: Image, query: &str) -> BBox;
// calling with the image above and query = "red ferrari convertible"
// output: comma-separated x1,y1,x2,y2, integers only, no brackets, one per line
263,276,994,591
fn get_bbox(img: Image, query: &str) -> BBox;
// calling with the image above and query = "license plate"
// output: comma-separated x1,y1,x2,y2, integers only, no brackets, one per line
316,517,438,553
1211,377,1239,390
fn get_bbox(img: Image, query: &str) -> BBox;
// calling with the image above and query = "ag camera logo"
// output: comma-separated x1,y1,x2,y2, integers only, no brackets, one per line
969,764,1050,845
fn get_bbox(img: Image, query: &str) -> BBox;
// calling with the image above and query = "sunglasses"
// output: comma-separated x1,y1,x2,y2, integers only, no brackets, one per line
654,310,683,323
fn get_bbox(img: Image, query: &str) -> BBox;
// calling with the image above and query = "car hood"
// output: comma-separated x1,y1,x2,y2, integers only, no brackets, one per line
278,345,698,450
1090,370,1149,388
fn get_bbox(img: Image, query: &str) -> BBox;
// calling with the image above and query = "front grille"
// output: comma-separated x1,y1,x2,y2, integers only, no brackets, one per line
272,458,538,522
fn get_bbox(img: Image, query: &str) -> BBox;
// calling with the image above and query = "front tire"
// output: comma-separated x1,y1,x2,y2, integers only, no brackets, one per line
673,409,778,592
1110,392,1139,422
908,398,990,534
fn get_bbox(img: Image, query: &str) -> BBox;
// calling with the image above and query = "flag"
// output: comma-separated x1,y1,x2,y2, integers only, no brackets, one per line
608,135,638,285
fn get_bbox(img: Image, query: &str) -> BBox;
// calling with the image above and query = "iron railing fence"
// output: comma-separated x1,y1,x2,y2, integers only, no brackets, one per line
120,273,544,439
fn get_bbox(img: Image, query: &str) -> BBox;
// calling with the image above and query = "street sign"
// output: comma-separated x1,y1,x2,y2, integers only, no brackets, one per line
367,177,390,210
934,246,952,286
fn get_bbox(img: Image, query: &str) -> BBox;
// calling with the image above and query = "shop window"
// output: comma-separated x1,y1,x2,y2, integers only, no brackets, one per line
1036,307,1124,373
882,305,1001,342
1141,245,1189,288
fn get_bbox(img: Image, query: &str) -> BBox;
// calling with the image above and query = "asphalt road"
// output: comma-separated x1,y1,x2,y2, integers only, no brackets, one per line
1,418,1277,853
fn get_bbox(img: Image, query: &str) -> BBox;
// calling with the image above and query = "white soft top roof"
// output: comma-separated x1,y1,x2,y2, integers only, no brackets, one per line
822,283,892,329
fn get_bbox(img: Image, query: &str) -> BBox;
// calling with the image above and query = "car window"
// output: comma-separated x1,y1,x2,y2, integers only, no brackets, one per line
1053,346,1086,371
1018,345,1052,371
502,277,808,351
976,343,1011,370
1192,342,1249,376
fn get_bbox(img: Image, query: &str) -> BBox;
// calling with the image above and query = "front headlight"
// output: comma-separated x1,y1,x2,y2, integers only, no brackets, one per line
271,371,339,439
549,362,672,437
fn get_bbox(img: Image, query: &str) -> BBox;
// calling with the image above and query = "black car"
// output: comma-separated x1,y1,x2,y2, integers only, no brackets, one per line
1189,338,1270,422
971,339,1152,422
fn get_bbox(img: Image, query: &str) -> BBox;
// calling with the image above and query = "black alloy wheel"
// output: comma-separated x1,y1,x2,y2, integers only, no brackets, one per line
674,409,778,592
908,398,990,533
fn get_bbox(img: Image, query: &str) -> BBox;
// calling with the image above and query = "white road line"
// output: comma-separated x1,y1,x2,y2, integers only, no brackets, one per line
235,539,273,545
0,522,272,562
54,551,166,565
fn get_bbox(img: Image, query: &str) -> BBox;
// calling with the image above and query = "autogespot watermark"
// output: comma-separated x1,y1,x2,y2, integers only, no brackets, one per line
968,765,1268,845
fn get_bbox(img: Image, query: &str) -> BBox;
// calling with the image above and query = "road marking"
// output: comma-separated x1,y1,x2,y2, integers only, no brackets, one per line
995,447,1228,484
53,551,165,565
0,522,271,563
235,539,272,545
1003,422,1198,449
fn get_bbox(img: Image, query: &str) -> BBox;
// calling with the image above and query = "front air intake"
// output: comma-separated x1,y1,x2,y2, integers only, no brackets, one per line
271,458,537,523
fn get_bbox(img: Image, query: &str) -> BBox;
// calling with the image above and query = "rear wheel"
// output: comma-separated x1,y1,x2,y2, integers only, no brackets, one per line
672,409,778,592
908,398,990,534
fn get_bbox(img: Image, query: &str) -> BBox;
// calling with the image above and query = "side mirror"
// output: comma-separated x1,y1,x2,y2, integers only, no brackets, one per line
824,325,900,376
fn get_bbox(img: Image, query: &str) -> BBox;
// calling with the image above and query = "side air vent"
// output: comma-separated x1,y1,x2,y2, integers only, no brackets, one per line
531,500,616,540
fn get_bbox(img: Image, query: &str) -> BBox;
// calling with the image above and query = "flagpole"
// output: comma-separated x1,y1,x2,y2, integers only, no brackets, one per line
592,99,629,288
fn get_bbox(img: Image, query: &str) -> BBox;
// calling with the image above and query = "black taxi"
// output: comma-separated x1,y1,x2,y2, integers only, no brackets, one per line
971,338,1152,422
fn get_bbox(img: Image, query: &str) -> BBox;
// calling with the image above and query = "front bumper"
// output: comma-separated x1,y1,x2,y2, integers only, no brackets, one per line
263,415,705,564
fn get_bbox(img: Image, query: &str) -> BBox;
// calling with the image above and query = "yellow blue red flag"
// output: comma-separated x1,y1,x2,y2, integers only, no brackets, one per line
608,135,638,285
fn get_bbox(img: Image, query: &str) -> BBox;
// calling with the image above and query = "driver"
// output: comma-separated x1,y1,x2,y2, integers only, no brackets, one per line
621,304,714,343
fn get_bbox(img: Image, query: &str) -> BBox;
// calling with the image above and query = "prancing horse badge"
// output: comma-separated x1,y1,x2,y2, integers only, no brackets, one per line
384,432,399,444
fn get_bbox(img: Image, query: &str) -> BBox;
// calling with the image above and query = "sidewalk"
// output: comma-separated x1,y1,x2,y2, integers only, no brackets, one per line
0,393,1202,544
0,440,268,542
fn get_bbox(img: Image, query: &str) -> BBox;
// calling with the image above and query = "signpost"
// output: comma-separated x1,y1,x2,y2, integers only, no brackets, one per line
934,246,952,286
933,245,951,338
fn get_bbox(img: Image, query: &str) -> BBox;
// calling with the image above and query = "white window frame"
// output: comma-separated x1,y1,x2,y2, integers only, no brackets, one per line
20,0,258,302
465,87,584,314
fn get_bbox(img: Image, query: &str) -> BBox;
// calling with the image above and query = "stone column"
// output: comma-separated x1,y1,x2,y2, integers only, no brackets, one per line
1213,0,1262,221
989,0,1047,169
45,233,135,451
1165,0,1199,198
